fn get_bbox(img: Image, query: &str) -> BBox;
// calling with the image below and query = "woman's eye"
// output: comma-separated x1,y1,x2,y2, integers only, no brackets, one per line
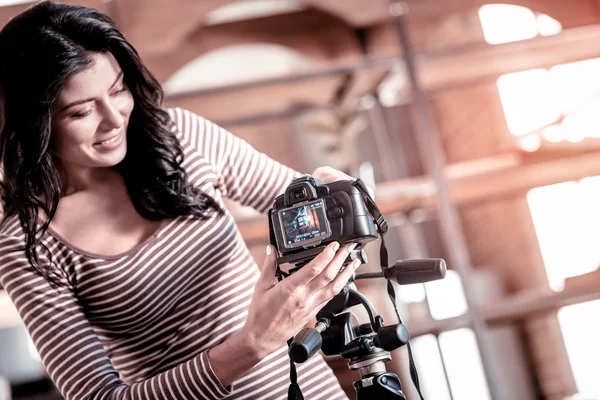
112,86,128,96
71,109,93,119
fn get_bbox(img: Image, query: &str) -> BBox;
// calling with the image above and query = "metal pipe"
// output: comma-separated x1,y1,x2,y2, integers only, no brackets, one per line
364,71,454,399
435,336,455,400
164,23,600,103
164,57,398,100
214,106,330,127
364,95,407,183
389,1,500,399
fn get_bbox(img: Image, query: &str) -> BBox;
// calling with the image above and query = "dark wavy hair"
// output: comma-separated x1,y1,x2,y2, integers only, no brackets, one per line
0,1,222,282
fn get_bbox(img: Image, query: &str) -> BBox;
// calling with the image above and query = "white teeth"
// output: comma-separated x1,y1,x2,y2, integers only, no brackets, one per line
98,134,119,145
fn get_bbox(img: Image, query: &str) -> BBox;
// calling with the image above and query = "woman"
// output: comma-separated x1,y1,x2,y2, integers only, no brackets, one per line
0,2,360,399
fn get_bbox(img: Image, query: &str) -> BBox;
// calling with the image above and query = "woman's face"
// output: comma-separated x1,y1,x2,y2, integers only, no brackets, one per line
50,51,134,178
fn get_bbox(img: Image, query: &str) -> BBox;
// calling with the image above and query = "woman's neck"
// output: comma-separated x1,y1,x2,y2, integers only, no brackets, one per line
58,165,122,196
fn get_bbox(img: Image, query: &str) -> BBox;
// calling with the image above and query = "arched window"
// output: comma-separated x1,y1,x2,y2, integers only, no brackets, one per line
204,0,302,26
163,44,313,95
0,0,35,6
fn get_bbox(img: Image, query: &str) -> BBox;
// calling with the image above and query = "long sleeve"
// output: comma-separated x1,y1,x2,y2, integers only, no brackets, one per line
168,107,299,213
0,234,232,400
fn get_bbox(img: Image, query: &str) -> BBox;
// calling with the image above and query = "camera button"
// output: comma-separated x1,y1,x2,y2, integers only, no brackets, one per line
327,207,343,219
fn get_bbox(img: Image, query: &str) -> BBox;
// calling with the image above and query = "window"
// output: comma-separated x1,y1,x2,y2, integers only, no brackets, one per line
401,271,491,399
480,5,600,398
163,44,313,95
528,179,600,399
478,4,561,44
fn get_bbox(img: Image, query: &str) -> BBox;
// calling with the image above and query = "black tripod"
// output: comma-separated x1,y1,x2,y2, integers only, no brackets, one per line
288,258,446,400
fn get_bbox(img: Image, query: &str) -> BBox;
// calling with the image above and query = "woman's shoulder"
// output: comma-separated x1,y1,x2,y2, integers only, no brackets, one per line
166,106,200,123
165,107,231,147
0,214,25,244
0,215,28,272
164,107,232,166
165,107,211,145
163,108,223,189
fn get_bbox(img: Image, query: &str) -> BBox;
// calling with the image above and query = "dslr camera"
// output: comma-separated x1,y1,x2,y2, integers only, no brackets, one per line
268,175,379,268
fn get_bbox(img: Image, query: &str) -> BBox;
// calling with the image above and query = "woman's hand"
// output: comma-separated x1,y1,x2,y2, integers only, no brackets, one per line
311,165,374,199
311,166,353,184
240,241,360,359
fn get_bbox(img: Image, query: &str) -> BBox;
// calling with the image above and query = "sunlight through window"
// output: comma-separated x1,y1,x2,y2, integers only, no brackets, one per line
479,4,562,44
205,0,302,25
426,270,467,320
479,5,538,44
439,329,492,400
496,58,600,143
536,14,563,36
496,69,560,136
480,5,600,398
412,335,452,400
163,44,313,94
0,0,34,6
482,7,600,147
527,180,600,291
558,300,600,399
411,271,489,398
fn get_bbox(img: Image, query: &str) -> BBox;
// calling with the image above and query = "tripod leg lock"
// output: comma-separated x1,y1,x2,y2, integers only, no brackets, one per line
354,372,407,400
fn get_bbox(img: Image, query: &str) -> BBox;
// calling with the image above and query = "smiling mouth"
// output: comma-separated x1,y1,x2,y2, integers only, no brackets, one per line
94,133,120,146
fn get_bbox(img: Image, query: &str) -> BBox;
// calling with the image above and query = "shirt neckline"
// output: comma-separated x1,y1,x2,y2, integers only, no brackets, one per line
45,218,172,261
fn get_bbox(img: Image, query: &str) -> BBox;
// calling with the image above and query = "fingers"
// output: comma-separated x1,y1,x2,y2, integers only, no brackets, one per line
314,258,361,306
312,166,374,198
256,245,278,292
312,166,352,184
305,243,357,293
286,242,340,287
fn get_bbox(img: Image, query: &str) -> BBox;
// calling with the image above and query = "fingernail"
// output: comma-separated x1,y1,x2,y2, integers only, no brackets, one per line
347,243,358,253
332,242,340,252
266,245,272,256
352,260,361,269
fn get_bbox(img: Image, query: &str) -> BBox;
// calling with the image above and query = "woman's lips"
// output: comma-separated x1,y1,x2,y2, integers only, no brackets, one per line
93,131,123,150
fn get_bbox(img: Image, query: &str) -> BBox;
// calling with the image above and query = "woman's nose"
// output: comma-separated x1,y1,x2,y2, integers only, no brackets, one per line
99,100,125,131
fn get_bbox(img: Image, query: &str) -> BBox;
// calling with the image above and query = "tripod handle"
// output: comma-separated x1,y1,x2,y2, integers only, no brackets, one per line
289,327,323,363
387,258,446,285
373,324,410,351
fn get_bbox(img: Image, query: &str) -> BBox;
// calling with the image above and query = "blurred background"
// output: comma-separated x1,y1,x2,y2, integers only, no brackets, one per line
2,0,600,399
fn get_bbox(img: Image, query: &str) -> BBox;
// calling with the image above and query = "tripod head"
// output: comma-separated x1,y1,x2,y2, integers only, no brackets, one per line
288,258,446,400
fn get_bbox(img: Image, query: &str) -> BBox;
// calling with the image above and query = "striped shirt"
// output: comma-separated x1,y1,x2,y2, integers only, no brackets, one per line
0,108,349,400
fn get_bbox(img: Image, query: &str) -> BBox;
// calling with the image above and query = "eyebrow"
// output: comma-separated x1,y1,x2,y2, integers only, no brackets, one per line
59,71,124,112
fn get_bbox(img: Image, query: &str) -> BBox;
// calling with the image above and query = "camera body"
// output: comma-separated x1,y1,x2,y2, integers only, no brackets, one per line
268,175,379,266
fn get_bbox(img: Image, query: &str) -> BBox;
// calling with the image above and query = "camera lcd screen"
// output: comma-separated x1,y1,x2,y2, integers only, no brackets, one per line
280,200,330,248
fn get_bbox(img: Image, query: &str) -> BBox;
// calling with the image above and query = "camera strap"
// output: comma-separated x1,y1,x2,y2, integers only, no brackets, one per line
354,179,425,400
276,271,305,400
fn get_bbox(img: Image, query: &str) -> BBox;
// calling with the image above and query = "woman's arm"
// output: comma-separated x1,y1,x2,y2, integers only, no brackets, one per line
169,108,372,213
0,234,358,399
169,108,299,213
0,234,235,400
207,325,262,388
210,242,360,386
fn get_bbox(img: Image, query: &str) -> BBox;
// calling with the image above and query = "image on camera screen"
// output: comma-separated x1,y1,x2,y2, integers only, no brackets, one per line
280,200,330,247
